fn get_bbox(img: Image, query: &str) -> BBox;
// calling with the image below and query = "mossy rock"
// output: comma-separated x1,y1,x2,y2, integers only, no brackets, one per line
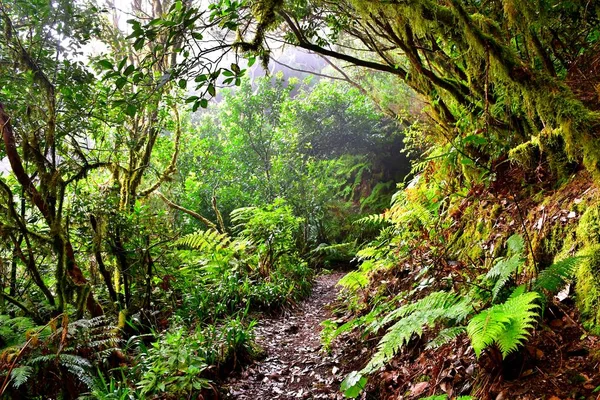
575,244,600,333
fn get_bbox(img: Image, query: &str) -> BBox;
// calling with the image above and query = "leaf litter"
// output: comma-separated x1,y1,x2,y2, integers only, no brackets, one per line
225,272,349,400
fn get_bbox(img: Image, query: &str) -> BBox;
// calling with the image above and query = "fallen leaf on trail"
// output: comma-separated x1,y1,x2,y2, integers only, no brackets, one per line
410,381,429,396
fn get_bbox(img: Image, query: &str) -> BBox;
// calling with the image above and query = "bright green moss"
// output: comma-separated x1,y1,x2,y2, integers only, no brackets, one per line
508,139,540,170
575,245,600,333
448,203,494,261
576,204,600,247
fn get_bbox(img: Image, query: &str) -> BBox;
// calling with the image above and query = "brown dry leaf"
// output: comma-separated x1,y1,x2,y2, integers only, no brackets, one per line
547,396,561,400
410,381,429,396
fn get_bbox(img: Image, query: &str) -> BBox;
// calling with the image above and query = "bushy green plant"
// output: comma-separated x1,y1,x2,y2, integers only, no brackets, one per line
175,199,313,324
135,328,211,397
134,318,256,398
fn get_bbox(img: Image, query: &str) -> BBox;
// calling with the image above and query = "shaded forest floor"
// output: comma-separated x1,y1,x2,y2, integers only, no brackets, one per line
225,272,351,400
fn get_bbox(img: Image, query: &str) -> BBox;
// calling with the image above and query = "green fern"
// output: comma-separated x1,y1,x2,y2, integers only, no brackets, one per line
353,213,390,227
486,234,525,300
425,326,466,350
534,256,582,293
9,366,32,389
230,206,257,226
362,291,472,374
176,229,231,252
467,289,540,358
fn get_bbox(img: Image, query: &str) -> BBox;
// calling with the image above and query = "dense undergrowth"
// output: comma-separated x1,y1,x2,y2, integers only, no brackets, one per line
322,162,600,398
0,1,412,398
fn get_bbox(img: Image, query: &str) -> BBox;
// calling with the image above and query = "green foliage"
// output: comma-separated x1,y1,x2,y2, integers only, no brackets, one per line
364,291,471,373
135,329,211,397
341,292,472,397
134,317,255,397
176,229,232,252
0,316,38,348
425,326,467,350
467,289,540,358
534,256,583,294
9,366,32,389
486,234,525,300
0,316,120,397
574,245,600,332
340,371,367,398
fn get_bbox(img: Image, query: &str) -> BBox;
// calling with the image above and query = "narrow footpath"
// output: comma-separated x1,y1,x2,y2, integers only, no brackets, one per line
226,272,347,400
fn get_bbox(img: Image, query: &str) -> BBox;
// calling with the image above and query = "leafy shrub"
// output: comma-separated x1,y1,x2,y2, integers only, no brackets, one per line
133,318,256,398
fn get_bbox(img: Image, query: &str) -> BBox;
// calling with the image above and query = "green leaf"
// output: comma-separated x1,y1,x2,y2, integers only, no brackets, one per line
200,98,208,108
207,84,216,97
97,60,114,70
460,157,474,166
340,371,367,398
464,134,488,146
116,77,128,89
133,37,144,51
247,56,256,67
125,104,137,117
123,65,135,76
178,79,187,89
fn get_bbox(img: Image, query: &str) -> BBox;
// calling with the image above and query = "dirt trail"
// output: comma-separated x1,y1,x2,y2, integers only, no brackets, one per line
225,272,347,400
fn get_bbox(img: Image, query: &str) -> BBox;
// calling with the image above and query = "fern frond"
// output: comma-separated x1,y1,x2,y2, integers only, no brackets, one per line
337,270,369,290
487,255,523,300
467,291,540,358
230,206,257,225
10,366,32,388
426,326,466,350
381,291,468,326
506,234,525,255
364,311,428,373
363,291,472,373
176,230,231,252
534,256,582,293
353,214,389,227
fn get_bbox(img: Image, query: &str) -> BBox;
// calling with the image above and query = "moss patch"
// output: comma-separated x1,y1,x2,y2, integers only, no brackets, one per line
575,245,600,333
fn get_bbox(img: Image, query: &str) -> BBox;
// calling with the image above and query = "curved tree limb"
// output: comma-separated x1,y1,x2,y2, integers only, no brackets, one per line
156,191,217,230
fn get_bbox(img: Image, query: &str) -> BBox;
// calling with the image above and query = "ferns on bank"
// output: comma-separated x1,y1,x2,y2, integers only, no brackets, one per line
1,315,120,393
534,256,582,293
363,291,472,373
467,289,540,358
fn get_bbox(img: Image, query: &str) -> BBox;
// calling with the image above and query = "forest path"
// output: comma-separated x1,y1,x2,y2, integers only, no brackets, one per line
225,272,347,400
